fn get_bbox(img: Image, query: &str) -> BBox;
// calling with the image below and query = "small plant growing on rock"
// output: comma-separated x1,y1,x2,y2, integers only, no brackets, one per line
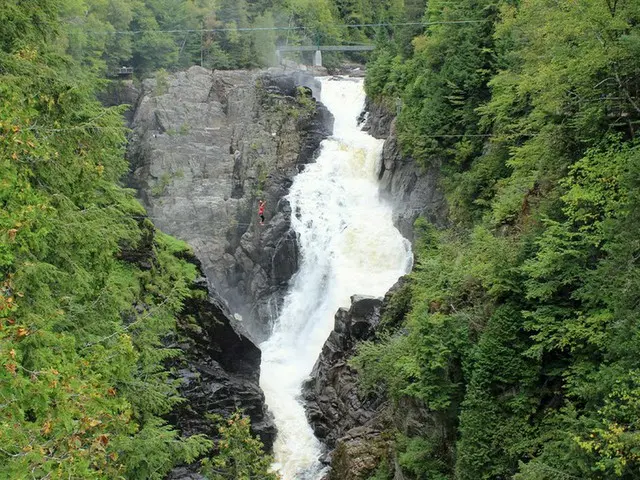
200,410,279,480
151,173,172,196
295,86,316,116
154,69,169,96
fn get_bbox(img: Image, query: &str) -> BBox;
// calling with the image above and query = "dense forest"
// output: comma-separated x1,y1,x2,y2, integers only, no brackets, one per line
354,0,640,478
53,0,403,75
4,0,640,478
1,0,394,477
0,1,287,478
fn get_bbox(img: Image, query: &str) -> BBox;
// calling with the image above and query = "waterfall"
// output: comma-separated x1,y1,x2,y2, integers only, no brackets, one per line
260,76,412,479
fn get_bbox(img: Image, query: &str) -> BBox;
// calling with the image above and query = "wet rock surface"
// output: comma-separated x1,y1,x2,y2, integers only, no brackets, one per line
168,271,277,450
166,467,207,480
128,66,333,341
302,295,385,448
363,100,448,241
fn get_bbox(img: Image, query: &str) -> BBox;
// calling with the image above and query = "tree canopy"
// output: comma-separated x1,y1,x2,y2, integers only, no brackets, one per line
49,0,402,76
355,0,640,478
0,1,276,478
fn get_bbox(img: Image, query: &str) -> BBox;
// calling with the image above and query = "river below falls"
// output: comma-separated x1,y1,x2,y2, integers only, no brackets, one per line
259,76,412,479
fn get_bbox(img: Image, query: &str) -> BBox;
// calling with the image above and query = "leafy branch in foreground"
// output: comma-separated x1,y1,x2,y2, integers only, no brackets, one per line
201,410,279,480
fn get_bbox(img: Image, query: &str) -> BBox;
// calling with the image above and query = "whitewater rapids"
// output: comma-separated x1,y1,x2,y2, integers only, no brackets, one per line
259,76,412,479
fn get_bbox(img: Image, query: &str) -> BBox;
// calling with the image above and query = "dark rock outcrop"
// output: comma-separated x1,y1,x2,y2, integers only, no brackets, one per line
359,97,395,140
302,294,402,480
166,250,276,477
303,280,428,479
378,121,447,240
363,100,448,241
166,468,206,480
117,217,275,476
128,66,333,341
99,79,141,124
302,295,385,449
168,264,276,450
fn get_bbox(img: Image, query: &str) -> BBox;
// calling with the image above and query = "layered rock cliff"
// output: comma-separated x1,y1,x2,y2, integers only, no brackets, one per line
361,99,447,239
119,66,333,474
302,295,385,449
127,66,333,341
168,251,276,450
302,294,390,480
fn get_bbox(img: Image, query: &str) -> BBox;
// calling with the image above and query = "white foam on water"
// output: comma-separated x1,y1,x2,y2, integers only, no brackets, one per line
260,77,412,480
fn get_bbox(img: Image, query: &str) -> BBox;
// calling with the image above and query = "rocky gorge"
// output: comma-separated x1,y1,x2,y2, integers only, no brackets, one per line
118,67,446,478
115,66,333,475
300,99,449,479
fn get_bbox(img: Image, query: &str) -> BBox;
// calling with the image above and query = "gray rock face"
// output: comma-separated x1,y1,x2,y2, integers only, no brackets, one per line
328,426,390,480
99,80,140,124
359,97,395,140
128,66,333,341
363,100,448,241
302,295,385,450
166,468,206,480
168,260,277,450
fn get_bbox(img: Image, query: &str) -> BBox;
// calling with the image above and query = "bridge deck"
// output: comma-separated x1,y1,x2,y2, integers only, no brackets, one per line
276,45,375,52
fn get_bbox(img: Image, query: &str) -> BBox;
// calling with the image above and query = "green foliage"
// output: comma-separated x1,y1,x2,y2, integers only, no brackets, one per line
356,0,640,478
296,86,316,115
154,68,170,95
151,172,173,196
200,411,279,480
367,0,499,169
0,4,275,478
396,434,449,480
368,461,392,480
50,0,404,76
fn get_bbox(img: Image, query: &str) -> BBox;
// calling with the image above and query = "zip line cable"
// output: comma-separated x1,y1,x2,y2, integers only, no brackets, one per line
19,123,536,138
20,124,533,138
82,20,490,36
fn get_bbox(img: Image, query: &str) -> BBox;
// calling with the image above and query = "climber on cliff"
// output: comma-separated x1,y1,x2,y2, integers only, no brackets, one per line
258,200,266,225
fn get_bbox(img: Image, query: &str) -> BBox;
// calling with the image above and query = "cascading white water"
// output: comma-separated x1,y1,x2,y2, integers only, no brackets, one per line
260,77,412,479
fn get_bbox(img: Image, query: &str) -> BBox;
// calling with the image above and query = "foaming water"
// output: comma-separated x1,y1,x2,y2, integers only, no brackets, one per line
259,77,412,479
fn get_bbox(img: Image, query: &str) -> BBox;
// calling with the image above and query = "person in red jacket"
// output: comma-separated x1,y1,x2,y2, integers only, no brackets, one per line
258,200,266,225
